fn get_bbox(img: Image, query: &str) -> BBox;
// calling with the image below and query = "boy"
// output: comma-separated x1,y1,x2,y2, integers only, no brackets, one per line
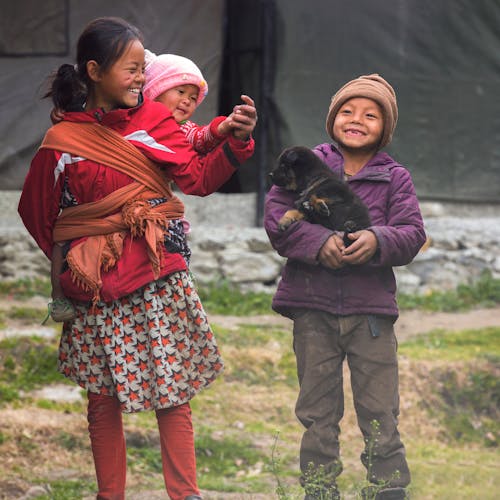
264,74,426,500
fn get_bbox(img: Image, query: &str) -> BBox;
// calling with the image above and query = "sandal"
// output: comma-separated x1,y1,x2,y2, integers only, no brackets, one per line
42,298,77,324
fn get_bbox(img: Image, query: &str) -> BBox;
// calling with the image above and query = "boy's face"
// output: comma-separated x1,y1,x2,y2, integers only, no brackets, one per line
155,84,199,123
331,97,384,153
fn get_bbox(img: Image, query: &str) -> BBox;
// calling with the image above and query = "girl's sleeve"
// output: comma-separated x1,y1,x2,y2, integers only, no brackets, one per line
140,114,255,196
180,117,228,154
369,168,427,267
18,149,64,259
264,185,334,265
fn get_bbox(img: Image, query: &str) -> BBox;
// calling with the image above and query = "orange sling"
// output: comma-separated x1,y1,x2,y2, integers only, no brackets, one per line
40,121,185,302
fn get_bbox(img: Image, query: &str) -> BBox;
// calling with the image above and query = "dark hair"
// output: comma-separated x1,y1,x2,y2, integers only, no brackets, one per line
45,17,144,111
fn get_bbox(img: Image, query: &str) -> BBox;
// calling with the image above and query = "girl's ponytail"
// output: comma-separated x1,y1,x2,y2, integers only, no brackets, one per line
44,63,86,111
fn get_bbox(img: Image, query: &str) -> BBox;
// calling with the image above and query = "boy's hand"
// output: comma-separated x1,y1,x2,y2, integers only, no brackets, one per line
341,230,378,265
50,107,65,124
231,95,258,140
318,234,345,269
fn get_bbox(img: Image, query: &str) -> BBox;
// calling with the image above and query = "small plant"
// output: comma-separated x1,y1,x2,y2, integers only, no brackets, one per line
303,461,341,499
358,420,403,499
270,431,292,499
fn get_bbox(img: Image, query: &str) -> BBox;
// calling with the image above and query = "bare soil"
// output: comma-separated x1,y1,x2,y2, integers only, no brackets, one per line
1,297,499,499
209,306,500,341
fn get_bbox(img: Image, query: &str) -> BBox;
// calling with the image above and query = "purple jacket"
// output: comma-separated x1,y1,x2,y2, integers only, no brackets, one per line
264,143,427,319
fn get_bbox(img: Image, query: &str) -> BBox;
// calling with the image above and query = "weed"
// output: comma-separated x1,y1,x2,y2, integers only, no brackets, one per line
270,431,292,499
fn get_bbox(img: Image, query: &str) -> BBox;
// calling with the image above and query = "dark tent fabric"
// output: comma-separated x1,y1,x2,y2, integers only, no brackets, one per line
0,0,224,189
1,0,500,207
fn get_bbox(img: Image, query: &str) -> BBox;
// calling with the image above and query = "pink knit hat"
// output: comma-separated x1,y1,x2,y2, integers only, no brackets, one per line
143,49,208,105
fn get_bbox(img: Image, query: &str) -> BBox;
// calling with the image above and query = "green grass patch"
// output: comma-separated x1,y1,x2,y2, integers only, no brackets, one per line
196,426,270,492
397,270,500,312
430,366,499,446
399,327,500,361
8,306,47,322
32,478,95,500
0,278,51,299
0,336,66,404
406,440,499,499
198,281,273,315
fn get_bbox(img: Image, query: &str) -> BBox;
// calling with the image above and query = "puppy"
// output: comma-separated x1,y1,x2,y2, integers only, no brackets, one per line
269,146,371,246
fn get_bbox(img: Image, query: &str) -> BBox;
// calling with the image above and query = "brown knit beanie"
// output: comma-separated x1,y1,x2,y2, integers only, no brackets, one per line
325,74,398,149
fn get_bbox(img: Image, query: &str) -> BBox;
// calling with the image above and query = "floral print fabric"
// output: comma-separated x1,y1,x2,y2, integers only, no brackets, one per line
58,271,223,413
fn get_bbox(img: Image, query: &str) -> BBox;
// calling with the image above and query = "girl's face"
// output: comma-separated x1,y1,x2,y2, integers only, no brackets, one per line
155,84,199,123
332,97,384,153
88,39,146,112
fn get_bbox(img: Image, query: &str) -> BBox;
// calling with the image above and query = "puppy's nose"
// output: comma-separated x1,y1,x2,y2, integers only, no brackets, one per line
268,172,274,180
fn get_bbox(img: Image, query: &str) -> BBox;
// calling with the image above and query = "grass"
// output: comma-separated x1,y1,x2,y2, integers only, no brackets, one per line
397,269,500,312
0,335,68,404
0,276,500,498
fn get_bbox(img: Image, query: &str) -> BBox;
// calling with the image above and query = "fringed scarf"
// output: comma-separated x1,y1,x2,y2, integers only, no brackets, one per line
40,120,185,303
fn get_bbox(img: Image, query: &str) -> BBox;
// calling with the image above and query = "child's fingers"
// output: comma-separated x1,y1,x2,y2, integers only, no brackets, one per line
240,94,255,106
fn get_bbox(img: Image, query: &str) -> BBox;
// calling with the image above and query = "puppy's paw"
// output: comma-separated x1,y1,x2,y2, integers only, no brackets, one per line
278,209,304,231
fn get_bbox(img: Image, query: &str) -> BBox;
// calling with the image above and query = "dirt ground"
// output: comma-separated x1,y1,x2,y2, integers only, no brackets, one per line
209,306,500,341
1,297,499,500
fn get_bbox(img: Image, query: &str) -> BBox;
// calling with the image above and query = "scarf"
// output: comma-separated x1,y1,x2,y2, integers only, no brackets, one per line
40,120,185,303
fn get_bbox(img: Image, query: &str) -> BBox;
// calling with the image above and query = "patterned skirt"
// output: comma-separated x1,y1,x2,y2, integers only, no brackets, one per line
58,271,223,413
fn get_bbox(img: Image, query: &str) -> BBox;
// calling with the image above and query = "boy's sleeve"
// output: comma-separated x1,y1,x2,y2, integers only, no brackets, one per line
264,185,334,264
369,167,427,267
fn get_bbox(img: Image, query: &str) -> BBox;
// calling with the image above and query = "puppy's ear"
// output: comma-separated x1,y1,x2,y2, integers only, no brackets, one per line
285,149,299,165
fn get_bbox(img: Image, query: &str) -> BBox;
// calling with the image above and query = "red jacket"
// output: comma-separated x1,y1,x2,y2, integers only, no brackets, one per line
18,98,254,302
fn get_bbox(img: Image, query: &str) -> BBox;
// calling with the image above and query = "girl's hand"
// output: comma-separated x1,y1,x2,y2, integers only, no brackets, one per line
231,95,258,140
318,234,345,269
341,230,378,265
50,107,65,124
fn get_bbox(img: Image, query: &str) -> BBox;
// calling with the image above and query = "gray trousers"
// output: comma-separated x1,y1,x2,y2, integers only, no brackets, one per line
292,309,410,487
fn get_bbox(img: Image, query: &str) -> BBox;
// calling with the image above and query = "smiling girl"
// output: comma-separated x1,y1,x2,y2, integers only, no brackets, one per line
18,16,257,500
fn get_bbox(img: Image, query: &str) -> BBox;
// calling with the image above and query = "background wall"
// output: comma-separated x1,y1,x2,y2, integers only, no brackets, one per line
1,0,500,212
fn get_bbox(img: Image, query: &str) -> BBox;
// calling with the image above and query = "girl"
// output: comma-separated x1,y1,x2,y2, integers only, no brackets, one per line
46,50,254,323
18,16,257,500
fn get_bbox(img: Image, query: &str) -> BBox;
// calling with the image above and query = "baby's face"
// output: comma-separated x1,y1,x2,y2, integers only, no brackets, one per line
155,84,199,123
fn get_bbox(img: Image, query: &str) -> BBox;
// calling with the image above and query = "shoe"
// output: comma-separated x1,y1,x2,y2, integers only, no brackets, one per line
42,297,77,324
184,496,203,500
362,486,407,499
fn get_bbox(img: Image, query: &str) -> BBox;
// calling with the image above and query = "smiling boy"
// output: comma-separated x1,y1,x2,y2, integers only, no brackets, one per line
264,74,426,499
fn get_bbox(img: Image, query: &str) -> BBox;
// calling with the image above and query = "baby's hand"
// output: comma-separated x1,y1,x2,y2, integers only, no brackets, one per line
217,115,235,136
50,107,65,124
231,95,258,140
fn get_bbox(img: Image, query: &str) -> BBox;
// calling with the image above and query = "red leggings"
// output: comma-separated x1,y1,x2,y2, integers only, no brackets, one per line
87,392,199,500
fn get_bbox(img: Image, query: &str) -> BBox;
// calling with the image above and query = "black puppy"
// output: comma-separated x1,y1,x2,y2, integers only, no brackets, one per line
269,146,371,246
